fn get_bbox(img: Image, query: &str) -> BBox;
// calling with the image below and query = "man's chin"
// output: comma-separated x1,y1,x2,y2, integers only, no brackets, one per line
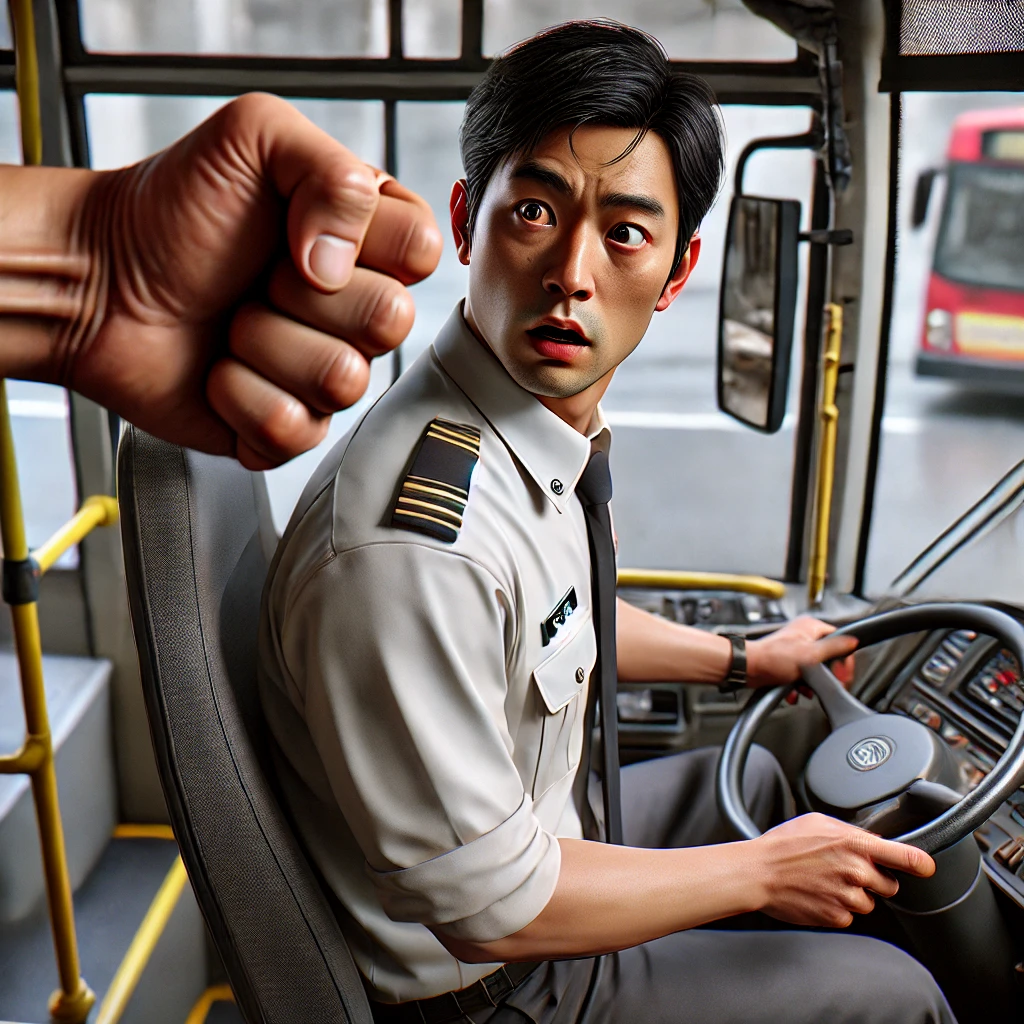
506,362,596,400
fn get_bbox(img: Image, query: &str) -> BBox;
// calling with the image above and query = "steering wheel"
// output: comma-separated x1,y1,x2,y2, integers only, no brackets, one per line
716,603,1024,854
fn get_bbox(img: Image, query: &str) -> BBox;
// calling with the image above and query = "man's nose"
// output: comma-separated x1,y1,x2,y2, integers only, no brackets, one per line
541,224,596,301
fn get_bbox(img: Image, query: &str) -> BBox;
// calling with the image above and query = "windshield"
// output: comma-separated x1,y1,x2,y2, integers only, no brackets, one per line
934,162,1024,293
886,458,1024,604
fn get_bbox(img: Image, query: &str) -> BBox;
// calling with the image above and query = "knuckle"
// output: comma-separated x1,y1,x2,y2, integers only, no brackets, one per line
220,92,280,135
394,218,444,280
831,908,854,928
368,284,414,349
319,347,370,410
254,396,317,457
324,165,379,222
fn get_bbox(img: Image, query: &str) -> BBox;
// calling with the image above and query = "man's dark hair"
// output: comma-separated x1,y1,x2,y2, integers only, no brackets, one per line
460,20,725,276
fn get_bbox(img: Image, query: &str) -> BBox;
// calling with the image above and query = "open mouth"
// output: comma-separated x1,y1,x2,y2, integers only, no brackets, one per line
526,325,589,346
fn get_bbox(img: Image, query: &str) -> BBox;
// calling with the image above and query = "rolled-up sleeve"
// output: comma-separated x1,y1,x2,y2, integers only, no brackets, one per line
281,541,559,942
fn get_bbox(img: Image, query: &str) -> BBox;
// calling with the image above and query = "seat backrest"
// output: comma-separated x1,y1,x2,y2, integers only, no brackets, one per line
117,426,372,1024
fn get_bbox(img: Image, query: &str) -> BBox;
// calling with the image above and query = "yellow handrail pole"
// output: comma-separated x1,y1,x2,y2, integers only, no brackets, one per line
0,386,96,1022
34,495,119,574
6,0,96,1019
807,303,844,607
617,568,785,600
10,0,42,166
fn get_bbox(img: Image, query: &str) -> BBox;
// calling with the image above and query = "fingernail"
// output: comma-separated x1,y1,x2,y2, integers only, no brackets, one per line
309,234,356,289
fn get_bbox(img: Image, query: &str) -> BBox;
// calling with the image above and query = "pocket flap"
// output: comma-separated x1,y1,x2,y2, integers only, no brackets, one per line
532,613,597,714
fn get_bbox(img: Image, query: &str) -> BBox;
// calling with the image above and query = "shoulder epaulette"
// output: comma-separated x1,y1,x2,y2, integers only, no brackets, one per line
390,417,481,543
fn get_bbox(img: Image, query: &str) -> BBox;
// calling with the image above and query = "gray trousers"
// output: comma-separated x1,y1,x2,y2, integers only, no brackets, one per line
480,746,956,1024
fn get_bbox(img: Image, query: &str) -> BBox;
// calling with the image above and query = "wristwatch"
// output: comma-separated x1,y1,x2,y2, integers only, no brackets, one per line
718,633,748,694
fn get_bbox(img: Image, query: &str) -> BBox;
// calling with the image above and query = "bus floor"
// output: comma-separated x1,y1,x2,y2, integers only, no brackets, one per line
0,832,242,1024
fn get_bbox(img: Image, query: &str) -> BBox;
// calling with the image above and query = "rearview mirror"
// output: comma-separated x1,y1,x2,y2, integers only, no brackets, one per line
717,195,800,434
911,169,939,229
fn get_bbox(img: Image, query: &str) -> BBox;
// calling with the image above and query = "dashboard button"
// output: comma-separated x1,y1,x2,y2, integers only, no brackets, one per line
910,703,942,730
995,837,1024,868
940,725,968,748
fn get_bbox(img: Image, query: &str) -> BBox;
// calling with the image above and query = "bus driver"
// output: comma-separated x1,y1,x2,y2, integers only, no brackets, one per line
258,22,954,1024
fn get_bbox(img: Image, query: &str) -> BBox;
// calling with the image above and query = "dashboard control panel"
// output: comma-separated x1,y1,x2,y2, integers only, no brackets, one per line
618,588,787,629
880,626,1024,905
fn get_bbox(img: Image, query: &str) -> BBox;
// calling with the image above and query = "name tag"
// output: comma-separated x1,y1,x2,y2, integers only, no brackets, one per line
541,587,578,646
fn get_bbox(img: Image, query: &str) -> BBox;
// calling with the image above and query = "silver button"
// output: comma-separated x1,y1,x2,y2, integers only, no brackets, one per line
551,479,564,495
575,667,585,684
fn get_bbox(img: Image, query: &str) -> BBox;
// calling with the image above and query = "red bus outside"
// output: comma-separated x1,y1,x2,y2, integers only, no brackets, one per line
914,108,1024,388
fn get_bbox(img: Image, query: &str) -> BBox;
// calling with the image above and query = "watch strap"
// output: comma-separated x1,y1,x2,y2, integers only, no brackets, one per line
719,633,747,694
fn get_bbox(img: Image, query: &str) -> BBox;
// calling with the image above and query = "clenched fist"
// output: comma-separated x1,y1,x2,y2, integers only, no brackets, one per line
0,93,443,468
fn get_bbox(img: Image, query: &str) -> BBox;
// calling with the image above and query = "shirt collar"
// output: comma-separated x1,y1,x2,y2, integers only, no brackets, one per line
433,304,610,513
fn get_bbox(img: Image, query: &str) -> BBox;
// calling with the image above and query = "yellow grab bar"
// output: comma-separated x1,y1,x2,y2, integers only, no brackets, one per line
9,0,42,166
0,383,98,1022
807,303,844,607
34,495,119,574
617,568,785,600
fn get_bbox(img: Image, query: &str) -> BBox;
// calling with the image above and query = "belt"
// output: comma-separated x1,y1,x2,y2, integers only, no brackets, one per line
370,962,541,1024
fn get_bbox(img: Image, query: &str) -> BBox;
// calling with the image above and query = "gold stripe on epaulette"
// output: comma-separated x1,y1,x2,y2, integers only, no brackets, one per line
430,422,482,448
407,475,469,498
404,481,467,502
434,417,480,438
397,497,463,525
394,509,459,531
426,430,480,456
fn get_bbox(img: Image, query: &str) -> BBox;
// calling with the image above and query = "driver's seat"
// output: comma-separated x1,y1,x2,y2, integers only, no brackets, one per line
117,426,372,1024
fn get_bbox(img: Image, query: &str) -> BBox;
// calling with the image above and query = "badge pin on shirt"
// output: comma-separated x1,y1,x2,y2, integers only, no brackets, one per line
541,587,578,646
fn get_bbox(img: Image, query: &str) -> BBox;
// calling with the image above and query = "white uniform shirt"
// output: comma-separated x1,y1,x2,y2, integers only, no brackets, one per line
258,305,610,1002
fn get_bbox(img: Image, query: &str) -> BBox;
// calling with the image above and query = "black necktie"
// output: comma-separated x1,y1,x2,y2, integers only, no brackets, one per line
576,450,622,846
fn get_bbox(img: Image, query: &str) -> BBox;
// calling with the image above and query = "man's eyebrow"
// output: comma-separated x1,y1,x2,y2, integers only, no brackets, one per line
511,162,665,218
600,191,665,218
511,162,575,197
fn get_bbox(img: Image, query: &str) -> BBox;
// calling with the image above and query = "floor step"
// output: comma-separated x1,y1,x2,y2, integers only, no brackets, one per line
0,836,207,1024
0,652,117,923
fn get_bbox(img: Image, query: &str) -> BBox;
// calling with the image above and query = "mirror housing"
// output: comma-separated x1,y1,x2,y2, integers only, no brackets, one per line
717,195,800,434
911,169,939,228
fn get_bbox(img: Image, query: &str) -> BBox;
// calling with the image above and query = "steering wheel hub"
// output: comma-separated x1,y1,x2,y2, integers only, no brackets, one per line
805,714,960,811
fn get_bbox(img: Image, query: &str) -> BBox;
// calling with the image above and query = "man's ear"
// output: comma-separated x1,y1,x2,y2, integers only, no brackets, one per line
450,179,472,265
655,233,701,312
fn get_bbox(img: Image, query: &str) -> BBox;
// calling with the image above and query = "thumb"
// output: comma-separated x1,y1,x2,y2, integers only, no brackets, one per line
243,93,381,292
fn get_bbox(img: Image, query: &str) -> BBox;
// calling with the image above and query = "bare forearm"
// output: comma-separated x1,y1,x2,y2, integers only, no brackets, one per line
0,163,110,383
616,596,731,684
438,837,761,963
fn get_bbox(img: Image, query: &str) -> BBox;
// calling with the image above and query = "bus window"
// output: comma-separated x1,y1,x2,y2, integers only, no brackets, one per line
483,0,796,60
84,94,389,530
0,91,80,563
864,91,1024,599
392,103,468,371
600,105,812,578
0,90,17,163
404,0,462,59
0,8,9,48
79,0,388,57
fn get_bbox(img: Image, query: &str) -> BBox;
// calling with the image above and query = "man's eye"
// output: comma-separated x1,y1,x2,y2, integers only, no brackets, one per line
517,201,551,224
609,224,646,248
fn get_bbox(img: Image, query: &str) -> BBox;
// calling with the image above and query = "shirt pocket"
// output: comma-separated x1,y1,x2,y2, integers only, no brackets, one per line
531,613,597,799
